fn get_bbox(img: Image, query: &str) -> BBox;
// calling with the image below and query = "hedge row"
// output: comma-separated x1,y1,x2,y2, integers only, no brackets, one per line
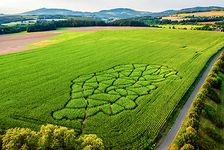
0,124,104,150
169,52,224,150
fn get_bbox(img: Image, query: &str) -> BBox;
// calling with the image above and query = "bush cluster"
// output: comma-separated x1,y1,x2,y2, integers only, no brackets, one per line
1,124,104,150
202,104,223,128
204,127,222,142
169,52,224,150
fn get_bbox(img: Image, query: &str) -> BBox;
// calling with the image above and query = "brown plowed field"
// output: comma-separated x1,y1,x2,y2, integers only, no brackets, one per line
0,26,157,55
0,33,60,55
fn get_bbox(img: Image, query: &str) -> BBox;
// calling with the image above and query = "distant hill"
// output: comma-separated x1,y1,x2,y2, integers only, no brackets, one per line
180,6,224,12
20,8,153,19
20,8,91,16
94,8,153,18
17,6,224,20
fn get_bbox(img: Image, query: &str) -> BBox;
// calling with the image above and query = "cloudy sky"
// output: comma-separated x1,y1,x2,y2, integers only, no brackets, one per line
1,0,223,14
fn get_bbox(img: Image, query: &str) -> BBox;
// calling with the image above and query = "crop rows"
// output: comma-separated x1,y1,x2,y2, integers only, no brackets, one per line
53,64,179,122
1,29,224,149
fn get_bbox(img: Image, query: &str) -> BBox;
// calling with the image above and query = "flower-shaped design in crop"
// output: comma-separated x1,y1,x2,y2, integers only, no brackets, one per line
53,64,179,120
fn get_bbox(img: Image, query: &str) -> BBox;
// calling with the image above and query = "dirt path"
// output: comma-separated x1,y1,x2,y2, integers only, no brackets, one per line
157,50,224,150
0,33,60,55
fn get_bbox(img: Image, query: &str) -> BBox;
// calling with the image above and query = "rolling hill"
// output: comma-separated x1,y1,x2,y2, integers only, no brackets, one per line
18,6,224,19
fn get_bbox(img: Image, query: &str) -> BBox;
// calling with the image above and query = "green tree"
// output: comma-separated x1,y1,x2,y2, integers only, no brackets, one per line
2,128,38,150
180,144,195,150
38,124,79,150
80,134,104,150
181,132,198,148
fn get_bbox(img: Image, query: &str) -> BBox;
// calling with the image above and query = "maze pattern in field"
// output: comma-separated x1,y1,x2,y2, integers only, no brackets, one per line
53,64,179,120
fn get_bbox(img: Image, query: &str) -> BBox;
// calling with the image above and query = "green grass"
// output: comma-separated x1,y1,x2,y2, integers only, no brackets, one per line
1,29,224,149
56,27,74,30
197,73,224,149
159,25,203,29
25,32,92,47
6,23,35,27
66,98,87,108
175,11,224,17
115,97,136,109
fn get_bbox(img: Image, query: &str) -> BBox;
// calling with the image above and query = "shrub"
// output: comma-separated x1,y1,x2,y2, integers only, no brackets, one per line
195,92,206,101
181,132,198,147
186,118,199,130
193,98,204,111
197,133,218,150
214,118,223,128
38,124,79,150
79,134,104,150
199,88,209,96
202,81,211,91
211,66,219,74
203,104,223,127
186,127,197,134
2,128,38,150
206,76,222,89
189,111,199,120
0,135,3,150
180,144,195,150
214,59,223,68
208,88,221,103
208,72,218,78
205,127,222,142
216,76,222,88
206,76,217,87
219,52,224,61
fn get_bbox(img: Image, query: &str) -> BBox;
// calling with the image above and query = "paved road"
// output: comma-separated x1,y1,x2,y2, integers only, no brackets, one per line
157,50,223,150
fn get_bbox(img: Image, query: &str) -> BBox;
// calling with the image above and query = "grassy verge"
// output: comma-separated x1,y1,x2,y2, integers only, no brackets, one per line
169,52,224,150
155,47,224,149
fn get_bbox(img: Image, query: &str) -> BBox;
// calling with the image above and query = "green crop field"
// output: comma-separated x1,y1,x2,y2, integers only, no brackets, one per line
158,25,203,29
1,29,224,149
173,11,224,17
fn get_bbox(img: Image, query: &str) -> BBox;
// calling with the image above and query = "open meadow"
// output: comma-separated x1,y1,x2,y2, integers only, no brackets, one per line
174,11,224,17
1,29,224,149
158,25,203,29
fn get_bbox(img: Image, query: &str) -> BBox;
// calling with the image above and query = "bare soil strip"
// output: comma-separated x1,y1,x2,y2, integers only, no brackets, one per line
0,33,60,55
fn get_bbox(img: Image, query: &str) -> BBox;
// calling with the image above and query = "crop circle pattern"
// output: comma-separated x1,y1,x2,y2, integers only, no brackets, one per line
53,64,179,120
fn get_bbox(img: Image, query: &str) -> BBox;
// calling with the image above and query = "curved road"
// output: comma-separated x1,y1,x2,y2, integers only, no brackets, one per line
157,50,223,150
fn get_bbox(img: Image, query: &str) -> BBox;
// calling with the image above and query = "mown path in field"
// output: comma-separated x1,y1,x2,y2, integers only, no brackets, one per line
157,50,224,150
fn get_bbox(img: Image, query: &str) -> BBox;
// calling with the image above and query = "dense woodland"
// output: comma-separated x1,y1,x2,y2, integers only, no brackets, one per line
116,16,224,25
1,14,224,34
0,19,149,34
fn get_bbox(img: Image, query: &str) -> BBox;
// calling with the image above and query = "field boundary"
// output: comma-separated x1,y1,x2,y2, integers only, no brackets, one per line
51,63,180,133
156,47,224,149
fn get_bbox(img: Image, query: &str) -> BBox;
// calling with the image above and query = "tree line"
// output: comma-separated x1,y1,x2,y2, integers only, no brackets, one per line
0,124,104,150
0,19,150,34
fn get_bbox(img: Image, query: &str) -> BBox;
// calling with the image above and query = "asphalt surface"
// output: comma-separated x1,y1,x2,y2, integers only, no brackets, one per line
157,50,223,150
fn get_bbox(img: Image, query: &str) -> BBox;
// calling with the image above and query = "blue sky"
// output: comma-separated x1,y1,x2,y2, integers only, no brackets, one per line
1,0,223,14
